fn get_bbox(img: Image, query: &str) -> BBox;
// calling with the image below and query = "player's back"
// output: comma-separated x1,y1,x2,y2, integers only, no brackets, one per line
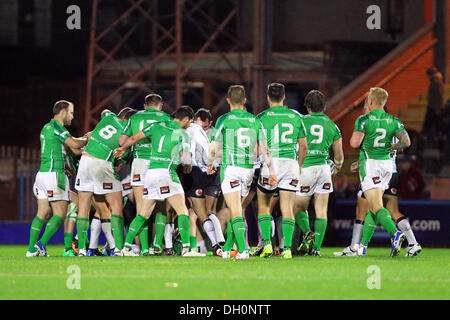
145,120,190,172
123,107,172,159
85,111,126,162
39,119,71,172
257,106,305,160
302,112,341,167
355,109,404,161
214,109,262,168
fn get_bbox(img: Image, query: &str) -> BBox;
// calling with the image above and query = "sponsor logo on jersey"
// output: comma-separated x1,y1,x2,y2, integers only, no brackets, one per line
372,176,381,184
103,183,113,190
160,186,170,194
76,179,80,186
47,190,54,198
230,180,240,188
194,189,203,197
290,179,299,187
322,183,331,190
132,174,141,182
300,186,310,193
122,182,132,190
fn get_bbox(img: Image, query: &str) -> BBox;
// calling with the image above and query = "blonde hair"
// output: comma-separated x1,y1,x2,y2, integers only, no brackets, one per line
369,87,389,108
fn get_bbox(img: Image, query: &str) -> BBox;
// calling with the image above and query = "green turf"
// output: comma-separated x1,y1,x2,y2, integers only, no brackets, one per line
0,245,448,300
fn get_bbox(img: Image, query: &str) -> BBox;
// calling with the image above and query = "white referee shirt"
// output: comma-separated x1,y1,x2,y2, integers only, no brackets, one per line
185,123,210,173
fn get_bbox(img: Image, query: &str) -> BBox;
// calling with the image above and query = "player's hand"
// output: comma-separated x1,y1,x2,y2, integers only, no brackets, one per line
268,173,278,187
113,147,125,158
350,161,359,172
83,131,92,139
207,163,217,175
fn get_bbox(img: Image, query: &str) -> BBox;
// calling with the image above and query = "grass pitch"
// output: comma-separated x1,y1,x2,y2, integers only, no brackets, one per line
0,245,448,300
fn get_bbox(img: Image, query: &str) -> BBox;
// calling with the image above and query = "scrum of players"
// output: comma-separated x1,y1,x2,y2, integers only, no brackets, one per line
26,83,421,259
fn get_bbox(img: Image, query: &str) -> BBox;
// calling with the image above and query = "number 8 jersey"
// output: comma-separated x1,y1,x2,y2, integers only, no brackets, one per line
84,111,127,162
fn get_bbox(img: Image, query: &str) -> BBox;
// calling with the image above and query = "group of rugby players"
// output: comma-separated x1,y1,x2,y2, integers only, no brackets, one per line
26,82,421,259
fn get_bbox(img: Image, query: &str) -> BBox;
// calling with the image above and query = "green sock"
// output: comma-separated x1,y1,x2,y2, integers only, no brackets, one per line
231,217,246,253
376,208,398,237
295,211,310,233
125,214,147,246
361,211,377,246
190,236,197,250
314,219,328,251
154,213,167,249
257,214,272,245
282,218,296,249
40,215,64,247
76,217,90,250
177,214,190,246
138,221,149,252
64,232,73,251
28,216,45,252
111,214,125,250
223,221,235,251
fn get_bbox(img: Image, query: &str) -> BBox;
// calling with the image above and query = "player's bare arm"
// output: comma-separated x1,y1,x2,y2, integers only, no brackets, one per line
391,129,411,152
207,140,219,175
64,136,88,149
350,160,360,172
258,139,277,187
332,138,344,174
115,131,146,158
297,137,308,171
180,151,192,174
350,131,365,149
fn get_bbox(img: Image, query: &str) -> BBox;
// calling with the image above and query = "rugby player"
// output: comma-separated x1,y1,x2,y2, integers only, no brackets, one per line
294,90,344,256
256,83,308,259
27,100,90,257
208,85,277,260
116,107,201,257
350,87,409,257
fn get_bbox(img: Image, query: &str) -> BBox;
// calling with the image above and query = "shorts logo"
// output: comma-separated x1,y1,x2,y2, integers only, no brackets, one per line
262,177,269,185
230,180,240,189
76,179,80,186
195,189,203,197
390,188,397,195
122,182,131,190
132,174,141,182
47,190,54,198
300,186,310,193
322,183,331,190
103,183,113,190
160,186,170,194
372,176,381,184
290,179,299,187
143,188,148,195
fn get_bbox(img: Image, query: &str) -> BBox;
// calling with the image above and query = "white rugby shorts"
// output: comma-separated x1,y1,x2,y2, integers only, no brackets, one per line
296,164,333,197
130,158,150,187
143,168,184,201
221,165,254,198
258,158,300,192
75,155,121,194
33,172,70,201
360,159,392,193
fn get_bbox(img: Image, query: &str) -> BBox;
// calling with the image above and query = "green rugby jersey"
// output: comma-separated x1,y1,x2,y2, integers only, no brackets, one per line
39,119,72,173
354,109,405,161
302,112,341,168
212,109,265,169
257,105,306,160
85,111,127,162
142,120,191,182
122,107,172,160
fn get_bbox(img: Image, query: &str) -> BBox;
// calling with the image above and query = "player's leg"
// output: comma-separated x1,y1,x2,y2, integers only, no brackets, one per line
294,195,314,255
385,194,421,256
190,196,221,254
76,191,93,255
311,193,329,255
189,208,198,251
88,196,108,256
205,170,225,244
35,199,67,256
27,199,52,256
256,187,274,257
104,191,124,252
151,201,167,254
63,199,77,256
164,205,175,256
279,190,296,259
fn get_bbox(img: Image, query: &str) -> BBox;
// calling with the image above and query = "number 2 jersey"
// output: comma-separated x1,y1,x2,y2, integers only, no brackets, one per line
353,109,405,161
84,111,127,162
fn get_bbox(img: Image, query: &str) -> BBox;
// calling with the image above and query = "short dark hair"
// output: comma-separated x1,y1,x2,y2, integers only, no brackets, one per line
117,107,133,120
304,90,325,112
195,108,212,122
144,93,162,106
267,82,285,102
172,105,194,121
227,85,246,105
53,100,72,115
